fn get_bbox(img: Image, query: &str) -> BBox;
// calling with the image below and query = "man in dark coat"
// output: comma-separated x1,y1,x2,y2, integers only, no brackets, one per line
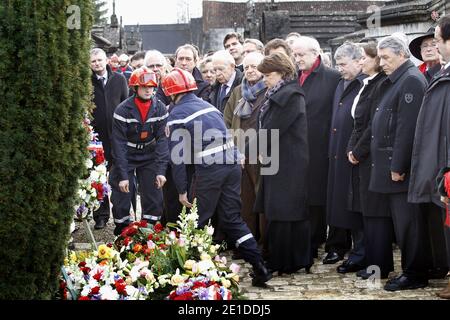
90,48,129,229
370,36,429,291
292,36,341,259
408,18,450,290
209,50,244,113
325,43,367,273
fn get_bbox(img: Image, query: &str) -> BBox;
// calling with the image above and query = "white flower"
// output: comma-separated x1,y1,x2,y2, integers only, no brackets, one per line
147,240,156,250
96,164,107,175
183,260,196,270
221,278,231,288
169,231,176,240
100,285,119,300
197,259,215,274
206,225,214,236
80,285,91,297
90,170,100,181
85,159,93,169
200,253,211,261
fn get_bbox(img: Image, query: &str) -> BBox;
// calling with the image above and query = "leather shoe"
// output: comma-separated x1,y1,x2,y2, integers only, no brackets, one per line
322,251,343,265
94,220,106,230
251,261,273,288
356,268,389,279
384,274,428,291
437,281,450,299
337,260,365,273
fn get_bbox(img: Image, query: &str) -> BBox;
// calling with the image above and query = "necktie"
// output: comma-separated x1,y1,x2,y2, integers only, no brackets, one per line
101,77,106,88
218,84,228,108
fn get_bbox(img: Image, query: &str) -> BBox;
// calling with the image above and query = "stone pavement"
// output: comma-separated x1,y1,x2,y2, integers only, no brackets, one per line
71,218,448,300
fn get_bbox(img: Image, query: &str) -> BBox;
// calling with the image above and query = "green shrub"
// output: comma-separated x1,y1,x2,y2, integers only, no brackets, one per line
0,0,93,299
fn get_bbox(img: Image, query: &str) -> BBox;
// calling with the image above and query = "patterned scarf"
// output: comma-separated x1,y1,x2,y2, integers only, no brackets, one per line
259,79,287,128
234,78,267,119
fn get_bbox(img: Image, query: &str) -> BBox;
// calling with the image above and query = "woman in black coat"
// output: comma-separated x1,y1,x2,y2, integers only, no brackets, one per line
254,52,312,274
346,42,393,278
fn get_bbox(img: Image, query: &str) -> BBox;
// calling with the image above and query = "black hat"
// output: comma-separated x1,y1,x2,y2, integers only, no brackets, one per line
408,27,436,61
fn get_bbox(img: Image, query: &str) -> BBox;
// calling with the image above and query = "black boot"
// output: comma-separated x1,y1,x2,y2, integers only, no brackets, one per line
251,261,273,287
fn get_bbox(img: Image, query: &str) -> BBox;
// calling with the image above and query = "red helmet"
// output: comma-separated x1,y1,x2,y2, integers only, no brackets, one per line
161,67,198,96
129,67,158,88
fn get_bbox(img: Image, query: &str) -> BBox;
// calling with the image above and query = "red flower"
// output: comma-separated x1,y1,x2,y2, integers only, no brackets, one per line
90,286,100,295
121,225,138,237
79,296,90,300
147,234,153,241
95,149,105,165
106,243,113,248
173,292,194,300
81,267,91,275
123,237,132,246
159,244,167,250
78,261,86,268
59,280,67,290
115,280,127,296
192,281,207,290
93,270,103,281
154,223,163,233
139,220,148,228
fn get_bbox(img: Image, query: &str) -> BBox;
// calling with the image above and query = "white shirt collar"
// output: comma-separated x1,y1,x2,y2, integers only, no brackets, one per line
225,71,236,89
96,70,108,81
445,62,450,70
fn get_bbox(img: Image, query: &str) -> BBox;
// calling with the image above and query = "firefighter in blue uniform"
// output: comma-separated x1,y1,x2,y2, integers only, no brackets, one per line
110,67,169,235
162,68,272,287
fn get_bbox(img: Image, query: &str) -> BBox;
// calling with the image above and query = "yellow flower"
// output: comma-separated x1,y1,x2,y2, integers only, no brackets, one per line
69,252,77,264
170,269,186,286
221,278,231,288
200,253,211,261
97,244,114,260
184,260,196,270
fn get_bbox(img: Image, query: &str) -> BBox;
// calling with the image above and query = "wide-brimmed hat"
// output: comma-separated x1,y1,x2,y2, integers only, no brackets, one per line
409,27,436,61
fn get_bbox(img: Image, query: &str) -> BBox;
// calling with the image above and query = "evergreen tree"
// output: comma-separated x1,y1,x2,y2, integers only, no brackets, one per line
0,0,93,299
94,0,108,26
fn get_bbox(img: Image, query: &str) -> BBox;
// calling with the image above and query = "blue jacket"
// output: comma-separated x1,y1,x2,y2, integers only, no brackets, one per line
111,95,169,181
167,93,239,194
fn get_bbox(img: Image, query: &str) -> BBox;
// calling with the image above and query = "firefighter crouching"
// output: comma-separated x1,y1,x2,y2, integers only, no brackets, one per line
110,67,169,236
161,68,272,287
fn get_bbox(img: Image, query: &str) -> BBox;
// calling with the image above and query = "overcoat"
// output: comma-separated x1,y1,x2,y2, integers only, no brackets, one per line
254,81,309,221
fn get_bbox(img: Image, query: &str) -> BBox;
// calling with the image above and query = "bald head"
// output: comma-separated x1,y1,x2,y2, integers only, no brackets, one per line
291,37,321,71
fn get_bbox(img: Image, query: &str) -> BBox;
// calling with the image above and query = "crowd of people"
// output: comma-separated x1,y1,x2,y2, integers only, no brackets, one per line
89,15,450,297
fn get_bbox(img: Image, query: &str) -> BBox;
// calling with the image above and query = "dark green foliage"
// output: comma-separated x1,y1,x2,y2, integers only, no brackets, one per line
0,0,93,299
93,0,108,26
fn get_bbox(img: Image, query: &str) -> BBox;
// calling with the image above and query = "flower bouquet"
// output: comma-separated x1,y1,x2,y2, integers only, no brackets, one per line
61,201,243,300
74,118,110,221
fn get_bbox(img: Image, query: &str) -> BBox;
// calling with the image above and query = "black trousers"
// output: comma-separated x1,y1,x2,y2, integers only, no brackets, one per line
193,164,262,266
325,226,352,256
93,199,110,223
363,216,395,276
386,193,428,278
110,164,163,226
162,165,195,225
310,205,327,253
420,203,448,271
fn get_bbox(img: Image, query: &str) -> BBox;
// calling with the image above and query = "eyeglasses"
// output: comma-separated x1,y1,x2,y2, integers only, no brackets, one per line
147,64,163,69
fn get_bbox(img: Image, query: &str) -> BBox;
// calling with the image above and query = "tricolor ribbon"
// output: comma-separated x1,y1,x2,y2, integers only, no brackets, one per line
444,172,450,227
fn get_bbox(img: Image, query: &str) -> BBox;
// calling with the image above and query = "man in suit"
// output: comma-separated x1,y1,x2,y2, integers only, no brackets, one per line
291,36,341,260
223,32,245,72
325,42,367,272
370,36,429,291
90,48,129,229
209,50,243,113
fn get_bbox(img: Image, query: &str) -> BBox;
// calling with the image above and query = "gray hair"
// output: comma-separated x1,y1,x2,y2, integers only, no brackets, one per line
198,57,213,71
243,51,265,67
144,50,167,67
334,42,364,61
211,50,235,66
175,44,199,62
292,36,321,55
244,38,264,51
90,48,106,58
377,36,411,58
